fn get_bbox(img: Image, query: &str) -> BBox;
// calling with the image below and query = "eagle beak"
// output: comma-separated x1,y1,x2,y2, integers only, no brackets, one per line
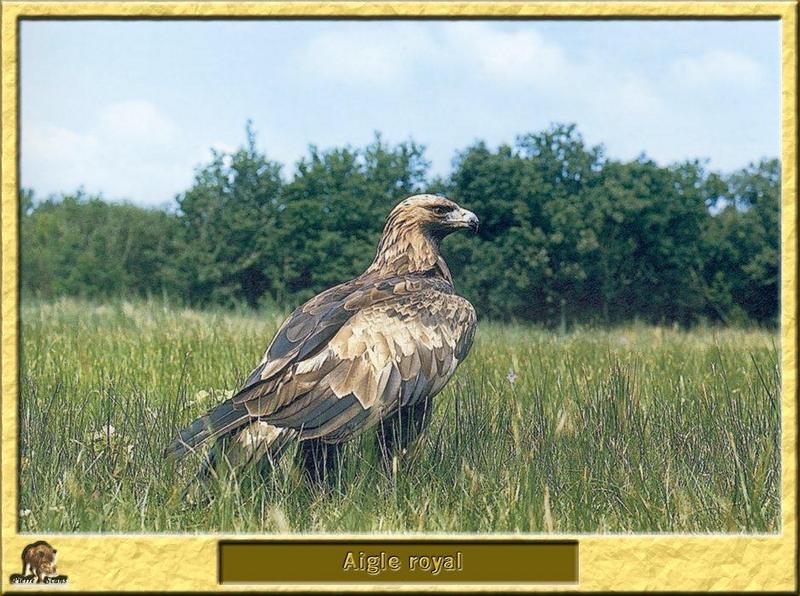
461,209,480,233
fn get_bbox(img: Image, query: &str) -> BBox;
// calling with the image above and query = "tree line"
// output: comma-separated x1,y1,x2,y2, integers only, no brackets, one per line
20,123,779,326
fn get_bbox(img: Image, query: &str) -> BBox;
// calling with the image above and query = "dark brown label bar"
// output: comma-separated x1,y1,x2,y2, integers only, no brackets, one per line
219,540,578,584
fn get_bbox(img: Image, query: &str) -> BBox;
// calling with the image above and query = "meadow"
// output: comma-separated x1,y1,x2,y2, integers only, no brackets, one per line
19,299,780,534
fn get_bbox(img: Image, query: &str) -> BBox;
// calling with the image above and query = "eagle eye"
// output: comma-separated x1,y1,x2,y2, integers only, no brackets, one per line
431,205,451,216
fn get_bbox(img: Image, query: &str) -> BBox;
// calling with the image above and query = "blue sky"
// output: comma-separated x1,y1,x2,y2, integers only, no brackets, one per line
21,19,780,207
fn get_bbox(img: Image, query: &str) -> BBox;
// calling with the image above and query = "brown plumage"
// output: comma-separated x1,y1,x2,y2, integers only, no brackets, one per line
165,194,479,481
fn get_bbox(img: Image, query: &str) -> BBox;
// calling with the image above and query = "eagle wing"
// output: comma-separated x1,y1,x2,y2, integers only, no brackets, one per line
166,276,476,457
257,287,476,443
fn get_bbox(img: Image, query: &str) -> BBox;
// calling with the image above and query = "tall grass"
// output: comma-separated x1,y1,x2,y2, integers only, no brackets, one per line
19,299,780,534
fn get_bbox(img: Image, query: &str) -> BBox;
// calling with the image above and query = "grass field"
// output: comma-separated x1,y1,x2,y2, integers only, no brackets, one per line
19,299,780,534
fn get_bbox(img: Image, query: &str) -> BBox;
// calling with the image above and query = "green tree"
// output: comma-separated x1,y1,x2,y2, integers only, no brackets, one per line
274,134,429,305
590,158,714,324
21,190,180,301
447,125,606,322
704,159,780,324
447,125,730,325
175,122,283,307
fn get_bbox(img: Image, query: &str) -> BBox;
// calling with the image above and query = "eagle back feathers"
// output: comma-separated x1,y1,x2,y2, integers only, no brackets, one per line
231,273,475,443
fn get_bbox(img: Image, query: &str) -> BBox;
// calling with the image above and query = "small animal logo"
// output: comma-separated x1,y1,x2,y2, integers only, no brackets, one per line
9,541,67,585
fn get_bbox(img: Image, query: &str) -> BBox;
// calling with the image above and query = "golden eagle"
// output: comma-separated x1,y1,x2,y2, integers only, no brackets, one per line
165,194,479,481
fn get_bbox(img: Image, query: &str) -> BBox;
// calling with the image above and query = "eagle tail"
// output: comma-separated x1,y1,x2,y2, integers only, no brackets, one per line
180,422,298,504
164,399,249,460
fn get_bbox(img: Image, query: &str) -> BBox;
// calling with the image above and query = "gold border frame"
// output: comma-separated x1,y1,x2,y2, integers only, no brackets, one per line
1,2,796,592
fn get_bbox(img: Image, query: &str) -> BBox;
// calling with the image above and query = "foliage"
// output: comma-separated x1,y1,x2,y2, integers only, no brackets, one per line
20,190,181,302
20,123,780,325
19,299,780,533
271,134,428,305
175,121,283,307
444,126,777,325
703,159,780,325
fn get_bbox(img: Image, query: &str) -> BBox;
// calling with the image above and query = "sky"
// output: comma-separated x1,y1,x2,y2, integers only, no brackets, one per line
20,19,780,207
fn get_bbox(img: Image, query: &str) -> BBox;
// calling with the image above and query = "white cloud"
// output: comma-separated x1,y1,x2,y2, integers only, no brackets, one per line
581,66,665,121
615,76,661,114
21,99,197,205
295,27,432,86
442,23,567,86
25,123,99,165
98,99,179,147
669,50,763,90
294,22,567,90
292,22,662,126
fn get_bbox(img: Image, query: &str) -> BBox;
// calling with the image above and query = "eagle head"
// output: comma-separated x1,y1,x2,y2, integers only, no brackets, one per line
369,194,479,278
390,194,479,238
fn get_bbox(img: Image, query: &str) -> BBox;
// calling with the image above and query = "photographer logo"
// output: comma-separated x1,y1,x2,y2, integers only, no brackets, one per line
9,541,68,585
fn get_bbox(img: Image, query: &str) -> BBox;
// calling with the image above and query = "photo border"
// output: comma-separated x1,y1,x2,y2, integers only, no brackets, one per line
1,1,796,592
